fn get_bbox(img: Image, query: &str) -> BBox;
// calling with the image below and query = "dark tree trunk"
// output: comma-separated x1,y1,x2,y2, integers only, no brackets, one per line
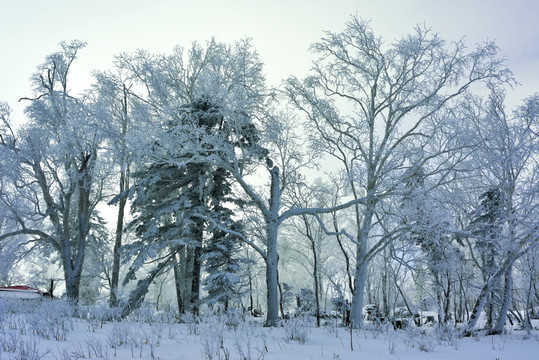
173,251,184,314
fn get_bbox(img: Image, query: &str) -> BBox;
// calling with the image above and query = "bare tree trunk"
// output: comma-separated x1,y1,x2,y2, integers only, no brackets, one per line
173,251,184,314
121,255,174,318
300,214,321,326
183,247,194,312
349,206,374,329
191,242,202,315
65,158,93,302
264,166,281,327
350,258,368,329
110,169,128,307
524,270,534,335
265,218,280,326
313,250,321,327
110,85,129,307
63,264,81,302
463,254,519,336
382,248,389,318
278,275,285,318
249,271,254,312
490,264,513,335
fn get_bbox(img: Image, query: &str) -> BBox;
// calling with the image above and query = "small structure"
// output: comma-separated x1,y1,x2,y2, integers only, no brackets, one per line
419,311,438,324
362,304,381,321
0,285,51,300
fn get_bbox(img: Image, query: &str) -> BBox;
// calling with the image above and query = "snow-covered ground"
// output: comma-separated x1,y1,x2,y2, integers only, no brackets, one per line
1,300,538,360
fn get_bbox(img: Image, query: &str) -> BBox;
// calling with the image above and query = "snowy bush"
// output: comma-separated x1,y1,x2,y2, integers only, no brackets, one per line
324,317,340,338
234,320,267,360
29,315,69,341
283,315,311,344
81,302,121,331
380,324,399,355
224,307,244,330
26,300,75,341
401,327,435,352
129,303,157,323
0,332,48,360
155,303,181,324
417,334,436,352
199,312,227,360
140,323,164,359
181,312,200,335
85,335,111,359
0,330,21,353
12,337,47,360
107,320,134,347
434,323,460,349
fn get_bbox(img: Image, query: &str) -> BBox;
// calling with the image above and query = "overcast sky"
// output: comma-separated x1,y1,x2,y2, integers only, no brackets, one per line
1,0,537,124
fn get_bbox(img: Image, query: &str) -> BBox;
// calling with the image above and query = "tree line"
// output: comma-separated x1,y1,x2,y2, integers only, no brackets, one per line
0,16,537,334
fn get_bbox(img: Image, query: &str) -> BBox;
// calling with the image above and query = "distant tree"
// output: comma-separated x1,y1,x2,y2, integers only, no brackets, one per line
400,169,463,323
91,70,146,307
469,186,505,328
461,89,539,335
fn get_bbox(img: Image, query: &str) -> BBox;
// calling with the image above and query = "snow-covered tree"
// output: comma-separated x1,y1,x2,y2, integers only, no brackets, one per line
202,167,244,310
461,89,539,335
0,41,106,301
91,69,147,307
286,16,511,328
112,40,269,316
399,169,463,323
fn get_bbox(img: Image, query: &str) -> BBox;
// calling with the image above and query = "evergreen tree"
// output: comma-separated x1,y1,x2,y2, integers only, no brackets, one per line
122,96,259,315
202,167,243,310
400,170,462,322
469,186,505,330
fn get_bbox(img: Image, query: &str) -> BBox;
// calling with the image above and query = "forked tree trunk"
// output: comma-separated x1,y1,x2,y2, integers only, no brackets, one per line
463,255,518,336
121,255,174,318
349,205,374,329
490,264,513,335
110,86,129,307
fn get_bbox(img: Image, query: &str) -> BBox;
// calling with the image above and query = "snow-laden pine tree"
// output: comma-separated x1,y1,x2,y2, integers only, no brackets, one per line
201,166,244,311
469,187,506,329
119,96,259,316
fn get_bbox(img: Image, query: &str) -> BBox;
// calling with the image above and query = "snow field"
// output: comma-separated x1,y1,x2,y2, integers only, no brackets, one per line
1,299,538,360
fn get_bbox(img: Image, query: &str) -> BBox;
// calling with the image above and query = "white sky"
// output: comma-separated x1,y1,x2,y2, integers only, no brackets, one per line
1,0,538,124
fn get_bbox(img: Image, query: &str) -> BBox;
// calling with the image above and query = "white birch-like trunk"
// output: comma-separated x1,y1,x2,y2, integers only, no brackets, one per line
264,166,281,326
491,264,513,334
349,206,374,329
350,259,368,328
265,220,280,326
463,255,518,336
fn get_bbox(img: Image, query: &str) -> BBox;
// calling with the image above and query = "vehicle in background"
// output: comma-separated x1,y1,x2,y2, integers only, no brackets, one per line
0,285,52,300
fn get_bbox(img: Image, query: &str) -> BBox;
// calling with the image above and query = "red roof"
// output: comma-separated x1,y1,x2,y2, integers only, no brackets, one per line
0,285,40,291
